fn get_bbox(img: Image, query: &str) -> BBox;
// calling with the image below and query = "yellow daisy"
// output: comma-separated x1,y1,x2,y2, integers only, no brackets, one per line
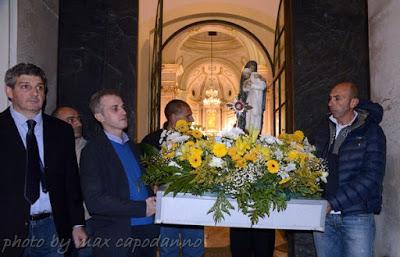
189,153,202,168
266,160,280,173
191,130,203,139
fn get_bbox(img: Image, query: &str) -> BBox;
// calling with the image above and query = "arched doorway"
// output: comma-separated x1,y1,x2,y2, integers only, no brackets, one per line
160,21,274,135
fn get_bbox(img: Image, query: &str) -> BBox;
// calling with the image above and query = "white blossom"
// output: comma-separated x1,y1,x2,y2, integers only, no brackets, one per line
259,135,277,145
168,161,181,169
320,171,328,183
209,156,225,168
220,127,245,140
283,163,296,172
167,132,190,144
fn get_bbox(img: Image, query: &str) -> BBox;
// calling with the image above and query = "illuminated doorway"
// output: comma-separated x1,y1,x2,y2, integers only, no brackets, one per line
160,21,274,135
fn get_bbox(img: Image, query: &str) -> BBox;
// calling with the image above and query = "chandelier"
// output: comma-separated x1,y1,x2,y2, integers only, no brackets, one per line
203,88,221,105
203,31,221,106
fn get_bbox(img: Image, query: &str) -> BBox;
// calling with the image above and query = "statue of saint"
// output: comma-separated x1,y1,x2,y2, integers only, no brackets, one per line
237,61,267,132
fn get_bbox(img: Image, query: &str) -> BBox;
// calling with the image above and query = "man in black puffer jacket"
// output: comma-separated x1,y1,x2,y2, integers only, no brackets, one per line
312,82,386,257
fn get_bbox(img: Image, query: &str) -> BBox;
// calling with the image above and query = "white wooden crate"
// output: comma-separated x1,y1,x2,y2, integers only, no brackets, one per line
155,191,327,231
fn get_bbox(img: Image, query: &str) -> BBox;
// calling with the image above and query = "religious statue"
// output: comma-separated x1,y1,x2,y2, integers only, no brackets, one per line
237,60,267,132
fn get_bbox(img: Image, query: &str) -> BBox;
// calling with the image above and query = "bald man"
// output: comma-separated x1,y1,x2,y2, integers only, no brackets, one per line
312,82,386,257
141,99,204,257
53,106,87,162
53,106,91,257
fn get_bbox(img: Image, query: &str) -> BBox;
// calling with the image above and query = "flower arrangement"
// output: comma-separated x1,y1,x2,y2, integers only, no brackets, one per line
141,120,328,224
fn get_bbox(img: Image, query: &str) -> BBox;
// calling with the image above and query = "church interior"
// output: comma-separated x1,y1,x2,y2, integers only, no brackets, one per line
1,0,399,256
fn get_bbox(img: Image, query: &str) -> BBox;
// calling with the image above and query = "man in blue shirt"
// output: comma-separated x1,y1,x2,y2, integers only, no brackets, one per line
80,89,158,257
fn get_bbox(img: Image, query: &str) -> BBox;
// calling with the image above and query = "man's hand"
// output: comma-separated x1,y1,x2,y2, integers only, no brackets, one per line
72,226,88,248
326,202,332,214
146,196,156,216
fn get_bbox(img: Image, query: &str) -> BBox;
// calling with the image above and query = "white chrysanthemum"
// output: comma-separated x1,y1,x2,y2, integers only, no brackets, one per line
283,163,296,172
220,127,245,140
209,156,225,168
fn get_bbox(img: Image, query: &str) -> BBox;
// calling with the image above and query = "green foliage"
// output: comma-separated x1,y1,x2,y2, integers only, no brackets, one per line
207,192,234,224
235,174,288,224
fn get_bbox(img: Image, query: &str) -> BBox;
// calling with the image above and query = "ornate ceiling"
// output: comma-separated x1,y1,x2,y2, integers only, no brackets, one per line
162,22,272,104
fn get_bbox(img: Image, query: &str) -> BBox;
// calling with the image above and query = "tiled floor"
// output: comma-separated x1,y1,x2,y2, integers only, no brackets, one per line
204,227,288,257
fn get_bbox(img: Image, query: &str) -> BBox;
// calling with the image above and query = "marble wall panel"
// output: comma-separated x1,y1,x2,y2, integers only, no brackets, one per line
58,0,138,139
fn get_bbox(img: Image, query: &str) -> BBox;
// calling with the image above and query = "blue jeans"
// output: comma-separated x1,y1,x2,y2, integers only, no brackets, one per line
159,225,204,257
23,216,64,257
313,213,375,257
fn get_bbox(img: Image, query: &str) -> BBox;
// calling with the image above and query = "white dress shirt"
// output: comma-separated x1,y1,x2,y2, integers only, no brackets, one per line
10,105,52,215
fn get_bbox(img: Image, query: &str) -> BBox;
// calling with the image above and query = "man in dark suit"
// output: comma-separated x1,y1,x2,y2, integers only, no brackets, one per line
0,63,87,257
80,89,158,257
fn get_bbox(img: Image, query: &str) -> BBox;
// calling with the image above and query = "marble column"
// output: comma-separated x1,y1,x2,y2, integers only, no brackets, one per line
17,0,59,113
288,1,370,256
291,0,370,136
368,0,400,256
58,0,139,140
